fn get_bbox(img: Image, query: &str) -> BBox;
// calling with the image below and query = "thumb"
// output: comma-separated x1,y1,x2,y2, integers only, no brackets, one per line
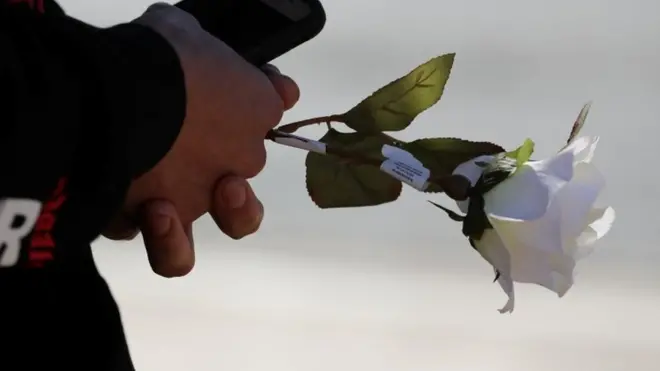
145,2,172,12
140,1,201,27
139,199,195,278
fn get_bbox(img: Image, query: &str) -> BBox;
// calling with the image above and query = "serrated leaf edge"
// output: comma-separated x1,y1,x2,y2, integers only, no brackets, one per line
411,137,506,153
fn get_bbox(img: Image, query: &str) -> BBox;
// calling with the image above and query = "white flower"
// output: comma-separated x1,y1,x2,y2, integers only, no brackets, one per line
452,136,615,313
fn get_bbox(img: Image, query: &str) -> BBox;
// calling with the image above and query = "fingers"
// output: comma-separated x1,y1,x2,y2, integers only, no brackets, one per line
139,199,196,278
101,213,139,241
109,175,263,281
262,64,300,111
210,175,264,239
145,2,171,12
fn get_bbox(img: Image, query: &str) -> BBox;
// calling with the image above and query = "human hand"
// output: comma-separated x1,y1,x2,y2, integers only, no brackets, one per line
105,65,300,277
137,176,265,277
120,3,286,224
118,63,298,277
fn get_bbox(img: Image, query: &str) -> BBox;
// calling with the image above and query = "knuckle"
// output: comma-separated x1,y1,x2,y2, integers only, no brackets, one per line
258,91,284,131
146,2,171,12
140,3,201,37
242,145,267,178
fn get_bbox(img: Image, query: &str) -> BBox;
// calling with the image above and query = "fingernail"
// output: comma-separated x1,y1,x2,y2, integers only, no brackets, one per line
233,200,264,239
223,180,247,209
252,200,264,228
151,203,173,236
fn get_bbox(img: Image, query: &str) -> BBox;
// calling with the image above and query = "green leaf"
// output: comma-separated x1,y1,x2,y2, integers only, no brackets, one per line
305,129,402,208
564,102,592,148
402,138,505,192
428,201,465,222
341,53,455,133
506,138,535,168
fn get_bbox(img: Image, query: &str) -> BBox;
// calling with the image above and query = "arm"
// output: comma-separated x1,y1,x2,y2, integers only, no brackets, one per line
0,3,186,268
0,4,187,368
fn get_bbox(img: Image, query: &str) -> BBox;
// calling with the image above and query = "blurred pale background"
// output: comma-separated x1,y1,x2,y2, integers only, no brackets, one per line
63,0,660,370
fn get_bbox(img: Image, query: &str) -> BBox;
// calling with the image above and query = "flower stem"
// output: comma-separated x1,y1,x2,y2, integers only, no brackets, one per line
327,140,469,200
276,114,345,134
265,130,469,201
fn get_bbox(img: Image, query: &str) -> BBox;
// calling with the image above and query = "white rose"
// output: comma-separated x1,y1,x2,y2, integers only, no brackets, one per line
452,136,615,313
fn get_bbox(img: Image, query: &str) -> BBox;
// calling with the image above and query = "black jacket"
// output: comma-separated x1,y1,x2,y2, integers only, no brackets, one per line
0,1,186,369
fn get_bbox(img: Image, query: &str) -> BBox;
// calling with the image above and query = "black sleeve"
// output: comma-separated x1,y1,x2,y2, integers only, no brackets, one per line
0,4,186,257
0,4,186,370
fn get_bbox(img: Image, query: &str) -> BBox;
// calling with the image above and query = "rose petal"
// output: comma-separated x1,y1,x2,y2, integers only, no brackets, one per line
584,206,615,241
527,160,572,185
569,136,599,164
573,206,615,259
550,271,574,297
483,161,572,221
557,162,606,249
495,269,515,314
472,229,515,313
486,215,576,296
